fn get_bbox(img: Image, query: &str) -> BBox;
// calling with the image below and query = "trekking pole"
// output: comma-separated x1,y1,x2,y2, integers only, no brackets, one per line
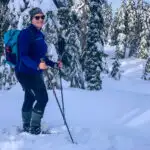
58,62,65,116
44,69,75,144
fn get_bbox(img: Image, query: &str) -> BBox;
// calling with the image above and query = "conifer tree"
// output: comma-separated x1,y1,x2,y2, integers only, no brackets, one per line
0,1,9,55
84,0,104,90
65,11,85,88
115,0,128,59
126,0,137,57
110,9,119,46
43,11,60,89
138,0,150,59
110,58,121,80
102,2,113,44
143,57,150,80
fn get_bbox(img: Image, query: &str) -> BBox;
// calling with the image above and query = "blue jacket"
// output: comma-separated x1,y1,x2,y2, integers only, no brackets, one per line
15,24,56,74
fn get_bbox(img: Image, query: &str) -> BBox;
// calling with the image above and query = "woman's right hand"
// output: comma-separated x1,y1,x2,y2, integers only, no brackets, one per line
38,62,48,70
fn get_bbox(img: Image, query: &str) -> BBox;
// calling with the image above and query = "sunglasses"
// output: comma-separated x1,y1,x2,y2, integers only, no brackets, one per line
34,15,45,20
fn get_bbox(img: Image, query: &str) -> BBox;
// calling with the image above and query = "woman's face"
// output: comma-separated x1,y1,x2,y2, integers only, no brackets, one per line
32,13,45,29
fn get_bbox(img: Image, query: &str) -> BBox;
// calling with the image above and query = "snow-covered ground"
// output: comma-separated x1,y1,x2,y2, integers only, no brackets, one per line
0,48,150,150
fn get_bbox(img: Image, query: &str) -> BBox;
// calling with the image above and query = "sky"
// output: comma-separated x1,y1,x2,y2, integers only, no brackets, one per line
109,0,150,11
108,0,121,11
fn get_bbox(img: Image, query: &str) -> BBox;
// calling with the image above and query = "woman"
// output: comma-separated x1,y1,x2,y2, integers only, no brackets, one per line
15,7,62,135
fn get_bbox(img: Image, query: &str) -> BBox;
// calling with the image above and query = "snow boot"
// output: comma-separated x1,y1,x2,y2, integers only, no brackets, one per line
22,111,31,132
30,110,43,135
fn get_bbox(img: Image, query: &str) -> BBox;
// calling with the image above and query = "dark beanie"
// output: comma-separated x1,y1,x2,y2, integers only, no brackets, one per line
29,7,44,20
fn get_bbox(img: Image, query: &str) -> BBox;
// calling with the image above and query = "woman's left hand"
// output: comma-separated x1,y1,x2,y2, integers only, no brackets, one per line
57,61,63,68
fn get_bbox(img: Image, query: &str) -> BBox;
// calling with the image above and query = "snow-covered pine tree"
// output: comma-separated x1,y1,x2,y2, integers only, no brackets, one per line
138,22,150,59
126,0,137,57
57,7,70,61
102,2,113,45
42,11,60,89
0,0,18,90
138,1,150,59
71,0,90,76
110,58,121,80
142,57,150,80
64,11,85,89
138,2,150,80
57,7,70,31
135,0,144,58
145,2,150,36
57,7,75,83
0,55,4,90
0,1,9,55
0,55,17,90
8,0,30,29
0,66,2,90
110,9,119,47
100,1,112,74
53,0,71,8
44,11,59,44
115,0,128,59
84,0,104,90
57,5,85,88
72,0,89,52
67,0,73,7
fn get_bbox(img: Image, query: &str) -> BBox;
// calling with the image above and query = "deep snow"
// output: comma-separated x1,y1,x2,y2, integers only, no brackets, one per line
0,48,150,150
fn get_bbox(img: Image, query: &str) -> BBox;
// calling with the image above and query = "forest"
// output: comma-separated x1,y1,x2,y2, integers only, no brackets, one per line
0,0,150,90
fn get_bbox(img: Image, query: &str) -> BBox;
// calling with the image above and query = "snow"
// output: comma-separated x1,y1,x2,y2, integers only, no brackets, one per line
8,0,57,14
95,41,104,52
47,44,58,61
104,44,115,57
1,47,150,149
40,0,57,12
8,0,25,13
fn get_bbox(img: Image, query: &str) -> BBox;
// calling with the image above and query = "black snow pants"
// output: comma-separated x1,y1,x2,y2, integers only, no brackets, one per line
15,72,48,115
